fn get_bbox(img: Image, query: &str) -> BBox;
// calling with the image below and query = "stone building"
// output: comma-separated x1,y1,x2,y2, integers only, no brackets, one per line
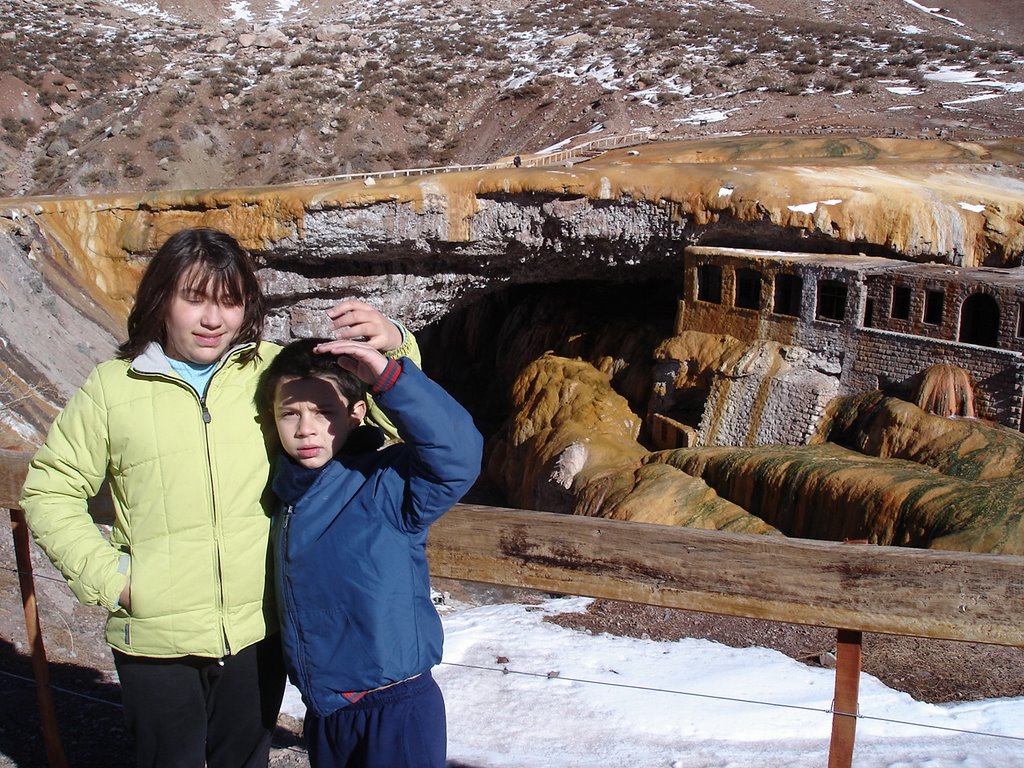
654,246,1024,448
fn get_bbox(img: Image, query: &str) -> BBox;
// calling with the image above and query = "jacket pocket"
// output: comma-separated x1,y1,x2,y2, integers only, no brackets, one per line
298,605,384,692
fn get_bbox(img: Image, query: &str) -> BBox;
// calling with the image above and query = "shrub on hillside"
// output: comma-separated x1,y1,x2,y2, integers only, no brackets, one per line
80,168,117,188
148,136,181,160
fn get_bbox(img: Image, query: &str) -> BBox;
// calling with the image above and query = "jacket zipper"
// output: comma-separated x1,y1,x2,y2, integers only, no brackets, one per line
127,344,254,657
279,505,310,701
135,358,233,656
198,375,227,655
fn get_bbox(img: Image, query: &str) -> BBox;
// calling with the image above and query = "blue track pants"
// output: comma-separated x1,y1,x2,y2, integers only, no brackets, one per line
303,671,446,768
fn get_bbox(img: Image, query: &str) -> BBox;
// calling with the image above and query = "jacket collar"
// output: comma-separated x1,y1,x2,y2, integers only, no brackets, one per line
130,341,255,376
272,452,324,506
271,425,386,506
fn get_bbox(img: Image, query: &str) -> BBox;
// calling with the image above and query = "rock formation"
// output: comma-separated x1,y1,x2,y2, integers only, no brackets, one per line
647,440,1024,554
912,363,977,419
3,134,1024,553
643,382,1024,554
487,354,777,535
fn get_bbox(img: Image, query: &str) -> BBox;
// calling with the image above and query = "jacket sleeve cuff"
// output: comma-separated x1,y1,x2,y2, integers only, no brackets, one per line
109,554,130,609
370,358,403,396
385,321,417,361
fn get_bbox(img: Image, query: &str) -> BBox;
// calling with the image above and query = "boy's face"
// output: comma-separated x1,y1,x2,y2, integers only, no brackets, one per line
273,374,367,469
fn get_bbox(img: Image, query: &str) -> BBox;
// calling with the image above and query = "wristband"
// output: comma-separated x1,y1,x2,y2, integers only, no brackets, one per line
371,358,402,395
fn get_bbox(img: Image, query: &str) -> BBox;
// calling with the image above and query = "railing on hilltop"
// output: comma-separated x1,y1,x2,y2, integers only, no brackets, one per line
293,131,652,186
3,447,1023,768
525,130,651,167
290,127,1024,190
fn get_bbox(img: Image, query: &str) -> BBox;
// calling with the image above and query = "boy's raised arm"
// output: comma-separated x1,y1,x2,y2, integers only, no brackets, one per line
321,302,420,439
373,361,483,531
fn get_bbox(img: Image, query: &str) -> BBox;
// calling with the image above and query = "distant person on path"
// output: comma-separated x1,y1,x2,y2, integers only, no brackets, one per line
20,227,419,768
513,154,522,167
257,337,482,768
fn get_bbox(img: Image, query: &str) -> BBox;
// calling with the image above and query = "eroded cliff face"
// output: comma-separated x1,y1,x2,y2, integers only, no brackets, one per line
4,135,1023,337
3,134,1024,554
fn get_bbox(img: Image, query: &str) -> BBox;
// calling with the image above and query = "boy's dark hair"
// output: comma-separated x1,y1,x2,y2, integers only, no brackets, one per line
118,227,266,364
257,338,368,419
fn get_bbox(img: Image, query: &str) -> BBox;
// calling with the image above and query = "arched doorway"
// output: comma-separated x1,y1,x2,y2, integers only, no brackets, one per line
959,292,1000,347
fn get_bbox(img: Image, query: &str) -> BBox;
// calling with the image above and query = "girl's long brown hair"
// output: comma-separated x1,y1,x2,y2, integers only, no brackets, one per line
117,227,266,364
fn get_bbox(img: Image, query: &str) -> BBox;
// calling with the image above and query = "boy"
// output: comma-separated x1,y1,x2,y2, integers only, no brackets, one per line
257,337,483,768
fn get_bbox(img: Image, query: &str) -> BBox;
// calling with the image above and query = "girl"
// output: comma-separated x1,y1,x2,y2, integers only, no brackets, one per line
20,227,418,768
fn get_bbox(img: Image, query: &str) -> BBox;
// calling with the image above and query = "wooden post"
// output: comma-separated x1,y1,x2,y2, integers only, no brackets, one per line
827,628,863,767
10,507,69,768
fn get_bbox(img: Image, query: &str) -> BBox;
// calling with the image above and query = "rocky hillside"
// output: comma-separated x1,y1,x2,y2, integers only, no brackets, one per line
1,0,1022,197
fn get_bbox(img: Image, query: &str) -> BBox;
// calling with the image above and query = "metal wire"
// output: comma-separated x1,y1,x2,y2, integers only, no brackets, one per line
440,660,1024,743
4,564,69,585
4,566,1022,745
0,667,119,708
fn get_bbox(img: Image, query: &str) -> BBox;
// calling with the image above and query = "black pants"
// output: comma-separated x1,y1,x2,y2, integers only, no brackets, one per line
113,635,286,768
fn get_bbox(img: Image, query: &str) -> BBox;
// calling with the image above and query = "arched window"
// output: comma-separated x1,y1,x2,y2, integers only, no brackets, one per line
959,292,1000,348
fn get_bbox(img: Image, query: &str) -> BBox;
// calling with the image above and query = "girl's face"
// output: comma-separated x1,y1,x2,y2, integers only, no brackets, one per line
163,269,245,364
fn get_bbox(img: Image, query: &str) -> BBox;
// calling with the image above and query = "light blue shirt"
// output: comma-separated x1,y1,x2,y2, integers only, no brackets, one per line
168,358,218,397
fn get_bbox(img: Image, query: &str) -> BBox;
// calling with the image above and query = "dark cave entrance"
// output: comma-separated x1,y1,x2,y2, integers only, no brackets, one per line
416,278,683,445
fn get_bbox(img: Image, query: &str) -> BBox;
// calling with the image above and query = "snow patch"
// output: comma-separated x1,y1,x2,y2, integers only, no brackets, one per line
678,109,735,126
897,0,964,27
107,0,180,23
277,598,1024,767
788,200,842,213
227,1,253,22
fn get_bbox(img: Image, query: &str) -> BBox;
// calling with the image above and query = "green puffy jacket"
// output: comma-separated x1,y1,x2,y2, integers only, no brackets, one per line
20,332,419,658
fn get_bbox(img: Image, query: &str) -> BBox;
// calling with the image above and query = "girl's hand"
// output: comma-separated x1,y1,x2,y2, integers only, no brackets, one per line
119,579,131,612
326,300,403,352
313,340,389,385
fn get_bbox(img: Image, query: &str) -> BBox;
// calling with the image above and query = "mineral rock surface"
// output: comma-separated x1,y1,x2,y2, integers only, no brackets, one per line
3,134,1023,552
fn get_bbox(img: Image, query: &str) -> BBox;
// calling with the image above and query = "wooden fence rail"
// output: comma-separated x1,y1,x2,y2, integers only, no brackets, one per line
4,448,1024,767
432,504,1024,646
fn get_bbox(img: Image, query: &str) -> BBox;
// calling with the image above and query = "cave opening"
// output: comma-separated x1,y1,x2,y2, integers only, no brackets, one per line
417,277,684,457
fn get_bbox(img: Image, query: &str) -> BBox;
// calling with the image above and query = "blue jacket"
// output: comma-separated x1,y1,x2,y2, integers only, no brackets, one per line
270,358,483,717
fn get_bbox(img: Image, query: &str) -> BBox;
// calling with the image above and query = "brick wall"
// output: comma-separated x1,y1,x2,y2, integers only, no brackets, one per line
679,246,1024,433
847,327,1024,427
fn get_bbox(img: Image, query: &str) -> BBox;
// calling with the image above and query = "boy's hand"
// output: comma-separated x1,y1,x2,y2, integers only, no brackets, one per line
326,300,403,352
313,339,389,384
